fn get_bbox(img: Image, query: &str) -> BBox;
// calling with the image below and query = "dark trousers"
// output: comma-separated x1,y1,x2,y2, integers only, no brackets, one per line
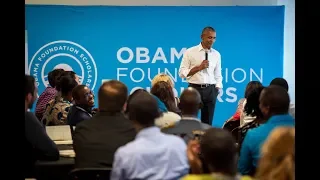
188,84,218,125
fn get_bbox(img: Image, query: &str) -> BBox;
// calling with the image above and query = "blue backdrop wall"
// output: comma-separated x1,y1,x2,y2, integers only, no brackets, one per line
25,5,284,127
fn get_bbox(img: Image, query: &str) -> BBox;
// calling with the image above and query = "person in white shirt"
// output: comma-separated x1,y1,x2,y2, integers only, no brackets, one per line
179,26,223,125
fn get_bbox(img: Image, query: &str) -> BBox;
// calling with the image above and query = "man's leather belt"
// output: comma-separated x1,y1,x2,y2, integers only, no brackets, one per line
189,83,215,89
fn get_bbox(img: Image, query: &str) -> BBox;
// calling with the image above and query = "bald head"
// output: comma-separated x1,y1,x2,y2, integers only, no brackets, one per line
179,87,202,115
98,80,128,112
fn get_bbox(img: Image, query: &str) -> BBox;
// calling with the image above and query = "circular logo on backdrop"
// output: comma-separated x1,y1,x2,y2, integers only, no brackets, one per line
28,40,98,92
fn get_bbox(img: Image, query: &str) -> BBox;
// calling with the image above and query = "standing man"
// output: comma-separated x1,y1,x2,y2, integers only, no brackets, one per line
179,26,223,125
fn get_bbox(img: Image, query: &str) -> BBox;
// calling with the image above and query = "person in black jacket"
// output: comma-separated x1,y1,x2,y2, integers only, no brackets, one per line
24,75,59,178
67,85,95,127
73,80,136,168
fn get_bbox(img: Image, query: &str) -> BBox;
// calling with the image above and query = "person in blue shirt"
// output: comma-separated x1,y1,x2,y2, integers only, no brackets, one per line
238,85,295,176
111,91,189,180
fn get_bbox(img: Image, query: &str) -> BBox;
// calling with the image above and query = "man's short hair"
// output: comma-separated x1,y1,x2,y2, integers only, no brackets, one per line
202,26,216,34
25,75,35,98
260,85,290,114
201,128,237,176
72,85,86,100
270,77,289,92
98,80,128,112
128,91,160,126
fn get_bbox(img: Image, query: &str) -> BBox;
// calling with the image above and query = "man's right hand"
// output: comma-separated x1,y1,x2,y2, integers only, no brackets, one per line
199,60,209,70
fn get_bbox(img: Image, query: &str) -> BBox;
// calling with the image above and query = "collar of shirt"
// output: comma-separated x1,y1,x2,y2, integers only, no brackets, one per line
181,116,200,121
136,126,161,139
75,105,92,117
197,43,213,52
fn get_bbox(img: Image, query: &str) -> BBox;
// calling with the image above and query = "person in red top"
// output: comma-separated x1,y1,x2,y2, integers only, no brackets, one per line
35,69,64,120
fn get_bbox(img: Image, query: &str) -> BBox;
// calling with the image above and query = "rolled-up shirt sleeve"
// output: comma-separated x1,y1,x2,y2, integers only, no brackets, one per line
214,52,223,88
179,51,191,79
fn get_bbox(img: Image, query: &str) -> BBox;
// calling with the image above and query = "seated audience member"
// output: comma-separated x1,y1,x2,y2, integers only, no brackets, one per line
35,69,64,120
111,91,189,180
24,75,59,178
255,127,295,180
151,73,180,106
151,81,181,127
151,81,180,114
269,77,295,118
73,80,136,168
235,86,265,151
238,85,295,176
124,88,148,115
42,74,78,126
223,81,263,133
67,85,95,126
229,81,263,122
183,128,252,180
239,81,263,125
162,87,211,144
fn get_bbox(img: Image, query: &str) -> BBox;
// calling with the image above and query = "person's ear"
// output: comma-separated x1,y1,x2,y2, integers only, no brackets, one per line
123,102,127,112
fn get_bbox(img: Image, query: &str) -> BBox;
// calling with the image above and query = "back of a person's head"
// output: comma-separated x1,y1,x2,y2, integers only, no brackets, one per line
201,128,238,176
244,81,263,98
59,75,78,96
25,74,35,99
151,81,177,112
260,85,290,115
179,87,202,114
55,71,77,91
256,127,295,180
124,88,148,114
244,86,265,118
48,69,64,88
151,73,174,88
128,91,160,127
270,78,289,92
98,80,128,112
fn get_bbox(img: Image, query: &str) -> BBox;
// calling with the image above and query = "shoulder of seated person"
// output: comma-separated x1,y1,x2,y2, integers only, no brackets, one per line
161,121,179,129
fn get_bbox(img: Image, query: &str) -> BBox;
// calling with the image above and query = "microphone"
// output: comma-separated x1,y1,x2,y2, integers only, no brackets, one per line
204,49,209,70
205,50,208,61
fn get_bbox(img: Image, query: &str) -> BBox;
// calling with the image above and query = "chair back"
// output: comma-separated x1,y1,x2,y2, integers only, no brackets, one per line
69,168,112,180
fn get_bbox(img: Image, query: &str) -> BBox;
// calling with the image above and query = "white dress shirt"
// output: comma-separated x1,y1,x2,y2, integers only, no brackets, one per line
179,43,223,88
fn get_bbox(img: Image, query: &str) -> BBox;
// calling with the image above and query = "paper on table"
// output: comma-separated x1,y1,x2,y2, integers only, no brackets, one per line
55,140,73,145
59,150,75,158
46,125,72,141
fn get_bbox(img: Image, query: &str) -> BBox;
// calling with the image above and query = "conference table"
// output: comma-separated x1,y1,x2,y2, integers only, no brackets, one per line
35,144,75,180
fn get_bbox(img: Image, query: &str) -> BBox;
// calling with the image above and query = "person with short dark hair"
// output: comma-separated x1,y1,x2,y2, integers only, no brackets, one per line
179,26,223,126
73,80,136,168
67,85,95,126
269,77,295,118
111,91,189,180
162,87,211,144
182,128,252,180
238,85,295,176
24,75,59,178
35,69,64,120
